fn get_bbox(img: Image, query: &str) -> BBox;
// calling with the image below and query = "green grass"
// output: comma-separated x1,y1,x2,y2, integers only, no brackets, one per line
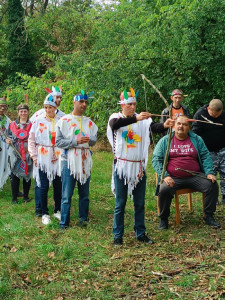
0,150,225,299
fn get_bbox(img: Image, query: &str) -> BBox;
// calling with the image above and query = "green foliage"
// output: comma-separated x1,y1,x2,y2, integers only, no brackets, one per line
0,0,225,137
0,151,225,299
7,0,36,83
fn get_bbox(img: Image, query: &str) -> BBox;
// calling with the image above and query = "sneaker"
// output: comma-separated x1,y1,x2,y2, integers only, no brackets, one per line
12,199,18,204
113,238,123,246
158,218,169,230
137,234,154,244
204,215,220,228
53,211,61,220
42,214,51,225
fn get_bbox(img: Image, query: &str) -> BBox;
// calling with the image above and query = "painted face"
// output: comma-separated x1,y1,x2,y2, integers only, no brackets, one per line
44,105,56,118
55,96,62,107
207,107,222,119
171,95,183,108
174,116,190,140
73,100,88,115
0,104,7,116
18,109,29,121
121,103,136,117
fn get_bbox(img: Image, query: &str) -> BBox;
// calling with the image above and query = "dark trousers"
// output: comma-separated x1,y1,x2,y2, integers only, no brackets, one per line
10,173,31,200
158,174,218,219
39,169,62,216
35,181,42,214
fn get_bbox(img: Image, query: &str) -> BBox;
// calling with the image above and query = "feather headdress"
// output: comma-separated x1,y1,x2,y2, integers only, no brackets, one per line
118,88,138,105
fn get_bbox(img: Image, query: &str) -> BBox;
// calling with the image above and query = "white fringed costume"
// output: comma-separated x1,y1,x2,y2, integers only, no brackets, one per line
0,116,14,189
28,115,61,187
57,114,98,184
107,112,152,195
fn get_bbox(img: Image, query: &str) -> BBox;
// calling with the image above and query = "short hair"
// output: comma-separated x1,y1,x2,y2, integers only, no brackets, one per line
209,99,223,111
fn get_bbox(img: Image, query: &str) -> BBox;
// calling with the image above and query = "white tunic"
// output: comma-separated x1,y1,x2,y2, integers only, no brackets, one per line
57,114,98,184
0,116,15,189
29,115,61,186
107,112,152,195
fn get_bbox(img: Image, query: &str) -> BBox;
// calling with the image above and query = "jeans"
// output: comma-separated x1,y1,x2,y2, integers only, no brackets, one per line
113,172,146,239
39,169,62,216
35,181,42,214
60,160,90,228
158,174,218,219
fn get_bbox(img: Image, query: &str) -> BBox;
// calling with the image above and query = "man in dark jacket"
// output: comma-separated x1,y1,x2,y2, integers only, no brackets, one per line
192,99,225,204
152,116,220,230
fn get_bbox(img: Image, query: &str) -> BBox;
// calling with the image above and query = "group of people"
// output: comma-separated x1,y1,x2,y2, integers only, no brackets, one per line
0,87,223,246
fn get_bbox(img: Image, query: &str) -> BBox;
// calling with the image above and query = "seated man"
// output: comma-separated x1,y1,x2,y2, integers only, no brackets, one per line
152,115,220,229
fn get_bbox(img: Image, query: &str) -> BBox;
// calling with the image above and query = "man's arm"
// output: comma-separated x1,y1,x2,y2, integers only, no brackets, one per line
89,135,97,147
192,110,204,135
152,136,170,178
109,116,137,130
196,135,214,176
109,112,152,130
55,126,78,149
151,118,174,134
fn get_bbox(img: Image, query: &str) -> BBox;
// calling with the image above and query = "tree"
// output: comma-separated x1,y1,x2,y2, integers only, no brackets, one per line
7,0,36,82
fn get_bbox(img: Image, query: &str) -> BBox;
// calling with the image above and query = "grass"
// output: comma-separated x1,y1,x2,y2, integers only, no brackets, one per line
0,150,225,299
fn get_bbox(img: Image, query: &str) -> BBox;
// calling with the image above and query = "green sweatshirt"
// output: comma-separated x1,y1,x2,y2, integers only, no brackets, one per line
152,131,214,185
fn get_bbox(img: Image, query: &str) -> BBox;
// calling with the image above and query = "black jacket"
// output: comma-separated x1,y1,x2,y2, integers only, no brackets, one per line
192,104,225,152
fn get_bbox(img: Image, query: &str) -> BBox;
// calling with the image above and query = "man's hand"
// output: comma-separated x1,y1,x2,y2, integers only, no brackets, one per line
164,176,175,187
207,174,217,183
163,118,175,128
77,136,90,144
136,112,151,121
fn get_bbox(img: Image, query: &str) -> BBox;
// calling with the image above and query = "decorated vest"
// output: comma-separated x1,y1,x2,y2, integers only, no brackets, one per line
57,114,98,184
9,121,32,176
107,112,152,194
30,115,61,185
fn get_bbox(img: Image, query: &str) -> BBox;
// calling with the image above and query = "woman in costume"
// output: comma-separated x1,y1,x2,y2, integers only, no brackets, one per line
28,94,62,225
7,104,33,203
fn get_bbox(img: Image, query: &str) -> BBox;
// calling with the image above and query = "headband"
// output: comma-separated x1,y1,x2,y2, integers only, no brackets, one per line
44,94,57,107
118,88,139,105
73,90,94,102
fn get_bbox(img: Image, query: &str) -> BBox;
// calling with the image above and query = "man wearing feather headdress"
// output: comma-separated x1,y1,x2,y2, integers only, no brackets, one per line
56,91,98,229
192,99,225,204
107,88,173,246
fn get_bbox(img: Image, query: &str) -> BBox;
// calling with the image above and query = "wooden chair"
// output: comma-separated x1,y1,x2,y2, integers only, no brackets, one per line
174,188,205,225
155,174,205,225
